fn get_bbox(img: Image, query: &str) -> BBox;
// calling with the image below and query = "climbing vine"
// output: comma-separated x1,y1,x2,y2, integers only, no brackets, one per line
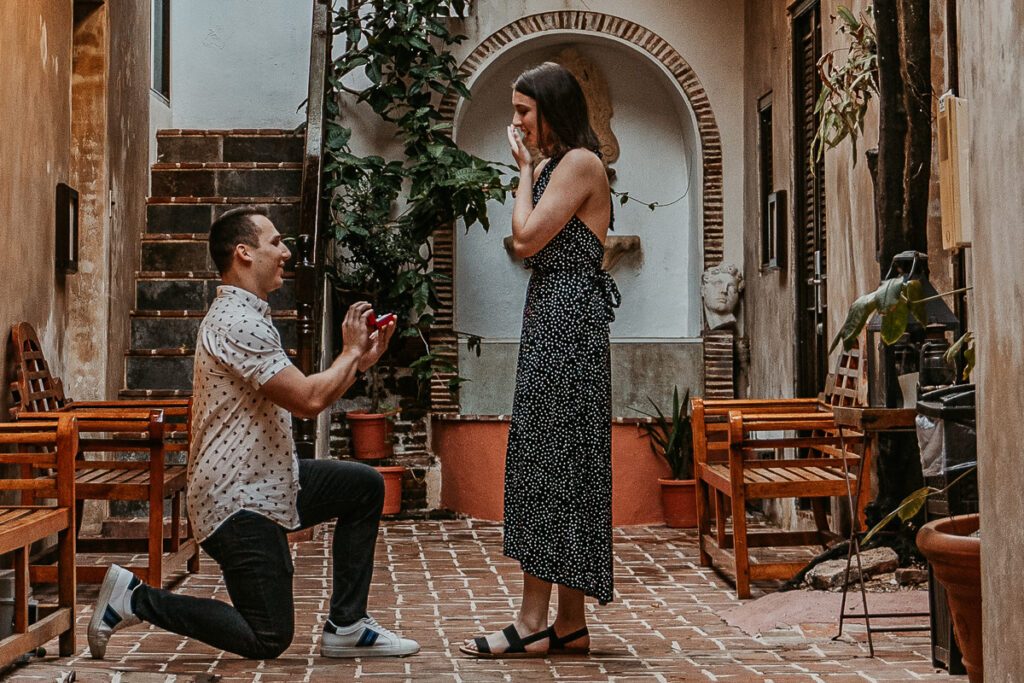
811,6,878,164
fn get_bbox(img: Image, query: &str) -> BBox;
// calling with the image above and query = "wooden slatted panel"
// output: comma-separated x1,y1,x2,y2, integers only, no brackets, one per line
703,329,735,399
7,323,67,417
793,4,828,399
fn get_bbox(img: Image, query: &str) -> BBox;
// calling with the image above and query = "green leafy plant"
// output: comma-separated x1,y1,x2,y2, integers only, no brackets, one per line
811,6,878,164
829,277,974,380
324,0,512,411
633,387,694,480
861,466,976,545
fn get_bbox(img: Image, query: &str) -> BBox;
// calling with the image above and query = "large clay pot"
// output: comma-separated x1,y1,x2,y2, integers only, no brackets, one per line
348,410,395,460
658,478,698,528
374,465,405,515
917,513,982,683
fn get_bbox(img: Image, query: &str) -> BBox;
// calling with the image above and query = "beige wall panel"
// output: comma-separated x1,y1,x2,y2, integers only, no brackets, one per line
959,2,1024,679
105,0,150,399
0,2,73,417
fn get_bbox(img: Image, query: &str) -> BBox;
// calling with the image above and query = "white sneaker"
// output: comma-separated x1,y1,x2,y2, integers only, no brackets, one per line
321,615,420,657
88,564,142,659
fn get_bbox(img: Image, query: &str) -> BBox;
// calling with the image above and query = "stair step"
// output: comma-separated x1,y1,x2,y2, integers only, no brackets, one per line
118,389,193,399
126,347,298,357
125,350,298,391
146,200,299,234
131,313,297,350
136,278,295,311
156,129,303,164
140,237,298,273
151,163,302,198
125,356,196,391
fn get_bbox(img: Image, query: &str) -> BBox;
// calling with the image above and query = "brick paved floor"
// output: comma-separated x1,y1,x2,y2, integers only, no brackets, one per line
4,521,965,682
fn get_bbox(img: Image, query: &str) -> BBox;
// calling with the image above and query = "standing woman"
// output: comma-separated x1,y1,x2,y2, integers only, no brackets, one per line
461,62,620,658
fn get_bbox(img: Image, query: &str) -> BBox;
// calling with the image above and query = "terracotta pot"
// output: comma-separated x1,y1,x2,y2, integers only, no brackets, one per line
658,478,698,528
917,513,982,683
347,410,395,460
375,465,404,515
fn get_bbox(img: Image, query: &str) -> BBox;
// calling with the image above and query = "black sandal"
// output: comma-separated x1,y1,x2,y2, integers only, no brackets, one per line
459,624,551,659
549,626,589,654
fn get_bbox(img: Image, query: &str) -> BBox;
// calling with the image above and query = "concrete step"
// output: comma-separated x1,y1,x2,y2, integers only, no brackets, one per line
125,348,298,391
131,311,297,350
146,199,299,235
118,388,192,399
156,129,303,164
150,162,302,198
140,235,298,272
135,276,296,311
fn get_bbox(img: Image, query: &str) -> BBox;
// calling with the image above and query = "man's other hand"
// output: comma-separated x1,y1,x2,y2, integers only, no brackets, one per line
358,319,395,372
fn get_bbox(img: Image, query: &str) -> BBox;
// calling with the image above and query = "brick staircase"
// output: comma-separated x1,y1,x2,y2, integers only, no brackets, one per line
122,129,304,399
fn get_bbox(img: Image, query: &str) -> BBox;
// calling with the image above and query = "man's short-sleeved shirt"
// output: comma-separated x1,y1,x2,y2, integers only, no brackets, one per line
188,285,300,541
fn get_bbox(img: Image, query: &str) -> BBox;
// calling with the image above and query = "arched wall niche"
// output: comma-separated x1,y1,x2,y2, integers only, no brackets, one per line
429,11,724,414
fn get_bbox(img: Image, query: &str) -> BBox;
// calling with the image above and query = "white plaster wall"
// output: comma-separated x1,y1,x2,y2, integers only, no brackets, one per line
149,91,171,175
169,0,312,129
454,36,701,339
459,0,746,267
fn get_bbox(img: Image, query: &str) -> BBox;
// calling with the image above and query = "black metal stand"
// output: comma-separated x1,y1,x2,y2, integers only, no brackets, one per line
832,419,929,656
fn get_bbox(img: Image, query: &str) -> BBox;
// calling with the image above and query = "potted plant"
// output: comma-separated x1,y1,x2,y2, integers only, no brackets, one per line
634,387,696,528
324,1,510,457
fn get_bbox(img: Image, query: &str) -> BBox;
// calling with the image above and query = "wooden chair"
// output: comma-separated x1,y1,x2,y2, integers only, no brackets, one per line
692,342,869,598
8,322,198,587
0,416,77,664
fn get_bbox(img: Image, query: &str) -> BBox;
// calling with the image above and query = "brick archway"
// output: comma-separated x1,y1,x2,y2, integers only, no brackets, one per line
430,11,724,412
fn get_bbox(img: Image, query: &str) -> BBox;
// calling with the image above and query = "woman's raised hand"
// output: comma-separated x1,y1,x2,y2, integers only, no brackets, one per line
507,125,533,172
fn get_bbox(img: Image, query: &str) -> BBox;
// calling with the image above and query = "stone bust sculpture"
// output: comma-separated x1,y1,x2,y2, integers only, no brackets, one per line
701,263,744,330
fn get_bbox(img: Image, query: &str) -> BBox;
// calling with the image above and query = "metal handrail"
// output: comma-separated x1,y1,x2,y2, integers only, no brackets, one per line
294,0,333,459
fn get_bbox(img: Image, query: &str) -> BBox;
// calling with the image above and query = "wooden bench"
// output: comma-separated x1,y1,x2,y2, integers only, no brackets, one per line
19,409,198,586
8,322,198,587
0,416,77,664
692,343,869,598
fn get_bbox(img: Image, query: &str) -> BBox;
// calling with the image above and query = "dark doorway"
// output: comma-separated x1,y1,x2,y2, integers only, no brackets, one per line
792,1,827,398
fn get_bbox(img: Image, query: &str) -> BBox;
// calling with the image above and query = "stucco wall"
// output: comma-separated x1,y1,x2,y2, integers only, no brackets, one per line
958,2,1024,679
64,1,151,402
104,0,151,400
169,0,313,129
742,0,953,406
0,1,73,417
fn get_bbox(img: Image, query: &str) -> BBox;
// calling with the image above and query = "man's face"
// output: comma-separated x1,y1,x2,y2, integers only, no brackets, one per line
247,215,291,298
702,272,739,314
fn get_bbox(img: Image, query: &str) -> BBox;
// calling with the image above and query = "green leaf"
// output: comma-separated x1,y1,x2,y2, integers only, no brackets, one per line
830,289,878,354
905,279,927,325
963,345,976,380
874,277,905,313
880,300,909,345
861,486,934,545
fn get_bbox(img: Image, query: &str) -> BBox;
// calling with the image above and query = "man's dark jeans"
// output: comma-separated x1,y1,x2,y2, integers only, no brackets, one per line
131,459,384,659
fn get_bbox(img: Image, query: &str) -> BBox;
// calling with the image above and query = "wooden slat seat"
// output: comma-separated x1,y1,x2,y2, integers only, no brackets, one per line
9,322,199,588
692,341,870,599
0,417,77,666
18,409,199,586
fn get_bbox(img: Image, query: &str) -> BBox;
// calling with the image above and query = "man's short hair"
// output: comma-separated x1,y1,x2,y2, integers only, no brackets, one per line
209,206,268,275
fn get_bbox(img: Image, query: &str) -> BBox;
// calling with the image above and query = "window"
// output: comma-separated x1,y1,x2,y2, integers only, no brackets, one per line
151,0,170,100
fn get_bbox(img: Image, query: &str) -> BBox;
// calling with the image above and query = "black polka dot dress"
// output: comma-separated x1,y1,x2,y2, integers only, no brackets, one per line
503,153,620,605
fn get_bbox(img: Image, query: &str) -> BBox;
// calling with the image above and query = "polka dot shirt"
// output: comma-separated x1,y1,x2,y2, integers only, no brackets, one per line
187,285,299,542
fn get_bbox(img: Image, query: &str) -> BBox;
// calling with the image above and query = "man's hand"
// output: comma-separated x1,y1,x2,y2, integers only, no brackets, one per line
358,319,396,372
341,301,375,360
